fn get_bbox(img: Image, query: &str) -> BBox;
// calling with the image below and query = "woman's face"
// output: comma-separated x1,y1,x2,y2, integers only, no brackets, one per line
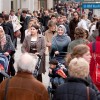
30,27,38,35
57,27,64,35
82,51,91,64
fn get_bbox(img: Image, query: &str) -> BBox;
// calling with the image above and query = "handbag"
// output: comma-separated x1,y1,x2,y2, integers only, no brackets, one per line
92,41,100,84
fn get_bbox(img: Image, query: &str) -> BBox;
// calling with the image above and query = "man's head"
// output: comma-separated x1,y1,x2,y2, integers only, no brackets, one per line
17,53,38,73
73,11,79,20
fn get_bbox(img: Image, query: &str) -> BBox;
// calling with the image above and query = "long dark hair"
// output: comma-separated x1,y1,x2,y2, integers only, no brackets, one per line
96,21,100,36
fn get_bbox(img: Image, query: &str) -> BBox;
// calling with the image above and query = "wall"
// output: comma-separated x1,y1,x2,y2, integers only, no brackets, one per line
2,0,11,13
47,0,53,9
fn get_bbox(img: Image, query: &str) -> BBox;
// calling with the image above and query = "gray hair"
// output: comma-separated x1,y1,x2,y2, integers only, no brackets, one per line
17,53,38,73
68,57,89,79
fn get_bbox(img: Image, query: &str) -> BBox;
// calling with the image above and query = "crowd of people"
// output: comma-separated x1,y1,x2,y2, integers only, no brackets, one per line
0,1,100,100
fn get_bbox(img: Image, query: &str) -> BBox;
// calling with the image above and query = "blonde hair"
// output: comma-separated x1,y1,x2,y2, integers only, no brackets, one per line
68,57,89,79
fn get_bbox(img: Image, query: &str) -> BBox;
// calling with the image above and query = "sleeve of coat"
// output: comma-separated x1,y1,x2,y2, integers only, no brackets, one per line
21,37,28,53
38,36,46,56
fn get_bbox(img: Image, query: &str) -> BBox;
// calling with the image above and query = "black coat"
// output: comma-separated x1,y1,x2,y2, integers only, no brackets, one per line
53,77,97,100
69,18,79,40
2,21,14,41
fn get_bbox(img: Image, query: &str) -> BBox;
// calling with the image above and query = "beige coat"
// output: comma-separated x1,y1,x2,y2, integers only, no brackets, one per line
21,34,46,74
45,29,56,52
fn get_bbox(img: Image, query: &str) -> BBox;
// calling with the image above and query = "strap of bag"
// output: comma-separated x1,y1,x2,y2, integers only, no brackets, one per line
92,41,97,62
87,87,90,100
4,78,10,100
92,41,96,53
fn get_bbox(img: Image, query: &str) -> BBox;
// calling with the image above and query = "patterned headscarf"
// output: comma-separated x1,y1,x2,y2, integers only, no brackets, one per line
0,26,6,49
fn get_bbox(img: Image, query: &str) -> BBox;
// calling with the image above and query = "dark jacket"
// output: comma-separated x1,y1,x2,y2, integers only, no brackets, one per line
0,72,49,100
69,18,79,40
53,77,97,100
2,21,14,41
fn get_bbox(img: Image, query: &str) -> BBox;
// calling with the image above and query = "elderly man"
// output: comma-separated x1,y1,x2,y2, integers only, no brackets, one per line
0,53,49,100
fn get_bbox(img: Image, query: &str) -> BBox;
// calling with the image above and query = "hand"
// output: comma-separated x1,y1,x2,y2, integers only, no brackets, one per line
4,52,9,56
55,51,59,55
47,42,51,47
49,69,52,74
35,52,39,55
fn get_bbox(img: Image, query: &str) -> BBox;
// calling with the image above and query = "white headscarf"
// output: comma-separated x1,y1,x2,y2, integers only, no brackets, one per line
57,25,67,34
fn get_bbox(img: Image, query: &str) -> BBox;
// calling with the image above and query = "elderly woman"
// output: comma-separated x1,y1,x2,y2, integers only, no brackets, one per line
50,25,71,64
66,44,100,99
53,57,97,100
0,26,15,83
21,24,46,82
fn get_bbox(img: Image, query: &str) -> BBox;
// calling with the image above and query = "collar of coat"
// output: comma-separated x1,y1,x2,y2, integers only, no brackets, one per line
65,77,89,86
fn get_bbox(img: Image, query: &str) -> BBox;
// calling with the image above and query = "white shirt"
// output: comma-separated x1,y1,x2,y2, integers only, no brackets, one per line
78,19,89,31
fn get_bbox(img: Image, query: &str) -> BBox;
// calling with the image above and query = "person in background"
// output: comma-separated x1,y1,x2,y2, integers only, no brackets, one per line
45,20,57,56
0,53,49,100
50,25,71,64
69,11,80,40
0,26,15,82
88,21,100,91
20,10,31,43
53,57,97,100
68,27,89,54
21,24,46,82
88,21,100,42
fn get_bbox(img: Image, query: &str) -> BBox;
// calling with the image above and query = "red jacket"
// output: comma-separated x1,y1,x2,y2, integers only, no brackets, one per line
88,37,100,90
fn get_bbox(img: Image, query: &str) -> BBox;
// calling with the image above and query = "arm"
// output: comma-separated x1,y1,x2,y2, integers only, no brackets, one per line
38,36,46,56
21,37,28,53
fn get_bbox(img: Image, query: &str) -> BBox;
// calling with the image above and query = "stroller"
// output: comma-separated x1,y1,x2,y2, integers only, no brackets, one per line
0,54,10,83
33,55,42,78
48,61,68,99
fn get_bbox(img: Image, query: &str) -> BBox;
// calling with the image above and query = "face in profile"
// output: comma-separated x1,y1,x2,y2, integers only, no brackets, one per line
82,51,91,64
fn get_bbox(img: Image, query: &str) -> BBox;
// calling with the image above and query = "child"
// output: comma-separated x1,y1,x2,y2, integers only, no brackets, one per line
49,59,67,88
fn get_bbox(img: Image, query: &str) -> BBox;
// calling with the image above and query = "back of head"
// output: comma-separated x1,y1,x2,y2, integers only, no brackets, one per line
17,53,38,73
68,57,89,79
74,27,86,39
72,44,89,58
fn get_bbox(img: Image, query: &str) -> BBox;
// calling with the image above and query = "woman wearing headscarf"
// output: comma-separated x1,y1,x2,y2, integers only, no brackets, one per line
50,25,71,64
0,26,15,83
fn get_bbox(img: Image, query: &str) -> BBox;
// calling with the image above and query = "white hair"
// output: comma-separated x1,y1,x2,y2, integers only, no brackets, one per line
17,53,38,73
68,57,89,79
